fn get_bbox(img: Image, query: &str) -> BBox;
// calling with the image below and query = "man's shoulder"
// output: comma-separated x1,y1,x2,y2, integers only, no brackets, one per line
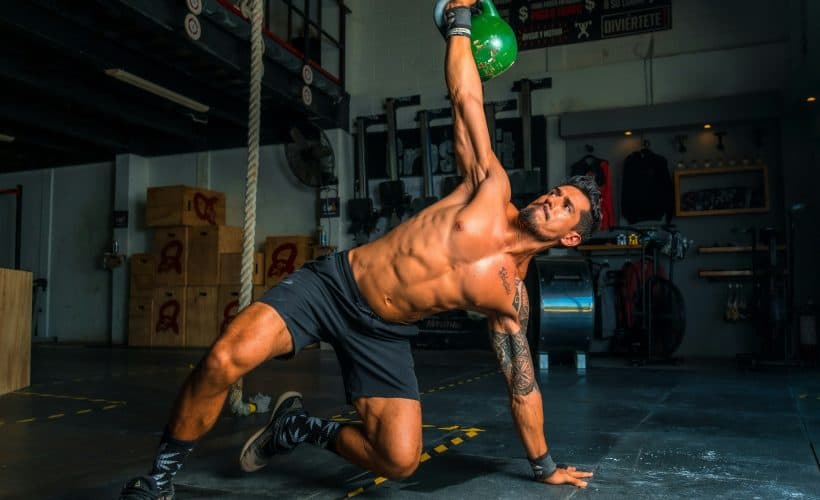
465,163,510,201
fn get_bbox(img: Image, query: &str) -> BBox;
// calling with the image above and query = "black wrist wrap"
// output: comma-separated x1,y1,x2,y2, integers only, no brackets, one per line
529,452,557,481
445,6,472,38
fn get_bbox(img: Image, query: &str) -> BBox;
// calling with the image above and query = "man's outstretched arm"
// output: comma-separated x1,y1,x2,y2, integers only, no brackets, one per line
489,280,593,488
444,6,499,193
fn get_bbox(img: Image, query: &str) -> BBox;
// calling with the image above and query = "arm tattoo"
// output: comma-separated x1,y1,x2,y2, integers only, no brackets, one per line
499,267,512,295
491,280,537,396
492,330,512,379
515,278,530,327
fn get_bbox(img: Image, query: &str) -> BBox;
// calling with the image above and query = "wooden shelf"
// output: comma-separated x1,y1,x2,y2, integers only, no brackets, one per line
678,207,768,217
674,163,769,217
576,244,644,252
698,245,786,254
675,164,766,176
699,270,753,278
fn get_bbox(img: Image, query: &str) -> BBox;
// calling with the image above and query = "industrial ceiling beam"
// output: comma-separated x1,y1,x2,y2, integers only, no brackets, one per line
0,100,130,151
0,55,200,142
0,119,103,156
115,0,348,129
0,0,248,128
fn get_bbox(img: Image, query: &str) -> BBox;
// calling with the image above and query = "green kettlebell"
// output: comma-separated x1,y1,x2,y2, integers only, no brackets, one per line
471,0,518,81
433,0,518,81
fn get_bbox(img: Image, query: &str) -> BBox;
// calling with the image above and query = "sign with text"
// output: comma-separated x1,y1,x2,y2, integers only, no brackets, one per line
496,0,672,50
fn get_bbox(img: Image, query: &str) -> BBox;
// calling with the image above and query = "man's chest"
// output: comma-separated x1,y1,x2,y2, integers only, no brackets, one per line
457,257,522,316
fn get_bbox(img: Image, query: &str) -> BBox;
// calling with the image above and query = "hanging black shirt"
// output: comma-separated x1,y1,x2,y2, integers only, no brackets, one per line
621,149,674,224
570,155,606,186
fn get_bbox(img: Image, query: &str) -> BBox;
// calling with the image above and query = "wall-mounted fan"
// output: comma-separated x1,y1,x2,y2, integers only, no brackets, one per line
284,122,336,188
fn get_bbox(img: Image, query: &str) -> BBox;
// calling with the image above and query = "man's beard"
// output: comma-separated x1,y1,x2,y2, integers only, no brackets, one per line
519,207,549,242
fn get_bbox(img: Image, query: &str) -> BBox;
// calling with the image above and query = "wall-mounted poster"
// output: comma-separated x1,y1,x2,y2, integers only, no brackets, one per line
495,0,672,51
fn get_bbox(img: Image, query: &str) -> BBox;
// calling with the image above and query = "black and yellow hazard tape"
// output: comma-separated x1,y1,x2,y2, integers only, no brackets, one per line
335,371,495,497
4,391,127,424
343,425,485,498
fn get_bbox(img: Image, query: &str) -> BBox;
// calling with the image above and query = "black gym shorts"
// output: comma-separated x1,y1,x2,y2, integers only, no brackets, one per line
257,251,419,403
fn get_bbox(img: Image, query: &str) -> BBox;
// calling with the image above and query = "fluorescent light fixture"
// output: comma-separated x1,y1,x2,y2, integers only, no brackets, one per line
0,133,15,142
105,69,209,113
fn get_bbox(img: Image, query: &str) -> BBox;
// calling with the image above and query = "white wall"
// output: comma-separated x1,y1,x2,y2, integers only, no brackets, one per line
0,162,113,343
0,169,53,339
209,145,317,238
345,0,788,122
50,163,113,342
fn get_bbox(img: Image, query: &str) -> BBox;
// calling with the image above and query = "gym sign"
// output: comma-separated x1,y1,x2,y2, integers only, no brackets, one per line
496,0,672,50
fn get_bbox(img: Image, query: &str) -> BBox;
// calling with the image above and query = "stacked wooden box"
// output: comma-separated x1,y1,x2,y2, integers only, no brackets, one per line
216,251,266,342
129,185,263,348
128,186,323,348
263,235,316,288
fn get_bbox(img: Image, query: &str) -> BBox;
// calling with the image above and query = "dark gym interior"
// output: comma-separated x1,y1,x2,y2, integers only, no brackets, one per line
1,1,818,499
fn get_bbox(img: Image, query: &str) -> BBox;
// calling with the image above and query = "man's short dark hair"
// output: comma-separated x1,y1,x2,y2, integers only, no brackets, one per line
564,175,602,241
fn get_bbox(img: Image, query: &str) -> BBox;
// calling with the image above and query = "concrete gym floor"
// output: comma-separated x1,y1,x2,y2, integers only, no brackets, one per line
1,344,818,499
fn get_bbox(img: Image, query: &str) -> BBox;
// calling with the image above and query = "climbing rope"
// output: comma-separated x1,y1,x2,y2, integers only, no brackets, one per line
228,0,264,416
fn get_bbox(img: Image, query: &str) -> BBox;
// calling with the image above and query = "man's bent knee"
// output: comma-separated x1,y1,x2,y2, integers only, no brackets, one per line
200,302,293,386
200,344,241,387
381,444,421,479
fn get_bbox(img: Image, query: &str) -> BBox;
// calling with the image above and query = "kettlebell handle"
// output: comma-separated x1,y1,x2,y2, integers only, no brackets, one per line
478,0,500,18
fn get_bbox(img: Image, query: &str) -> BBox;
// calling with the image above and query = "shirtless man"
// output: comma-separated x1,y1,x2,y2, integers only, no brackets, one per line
119,3,599,498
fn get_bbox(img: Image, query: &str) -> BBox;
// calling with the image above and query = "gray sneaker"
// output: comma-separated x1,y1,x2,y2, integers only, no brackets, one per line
239,391,304,472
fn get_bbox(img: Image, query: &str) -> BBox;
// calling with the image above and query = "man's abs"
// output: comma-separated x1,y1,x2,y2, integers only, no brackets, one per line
348,201,512,323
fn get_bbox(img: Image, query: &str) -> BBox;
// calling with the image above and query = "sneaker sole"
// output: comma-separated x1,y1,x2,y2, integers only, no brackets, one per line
239,390,303,472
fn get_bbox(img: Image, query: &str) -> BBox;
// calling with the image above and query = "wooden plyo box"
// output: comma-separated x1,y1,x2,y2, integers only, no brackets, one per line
185,286,218,347
152,287,186,347
264,235,314,287
187,226,243,285
128,296,153,347
217,285,266,335
219,252,264,285
130,253,155,298
146,185,226,227
153,227,189,286
0,268,32,395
